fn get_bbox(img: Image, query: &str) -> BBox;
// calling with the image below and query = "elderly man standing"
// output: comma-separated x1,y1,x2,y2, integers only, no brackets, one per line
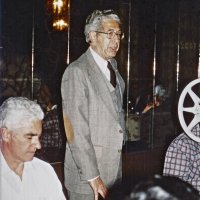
61,9,125,200
0,97,66,200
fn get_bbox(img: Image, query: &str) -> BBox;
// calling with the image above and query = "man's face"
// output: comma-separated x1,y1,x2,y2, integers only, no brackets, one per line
7,120,42,162
91,19,122,60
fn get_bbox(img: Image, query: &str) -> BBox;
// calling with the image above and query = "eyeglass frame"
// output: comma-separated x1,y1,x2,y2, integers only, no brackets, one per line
95,30,124,40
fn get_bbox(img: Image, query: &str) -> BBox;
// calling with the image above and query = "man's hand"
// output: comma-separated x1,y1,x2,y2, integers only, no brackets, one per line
89,176,108,200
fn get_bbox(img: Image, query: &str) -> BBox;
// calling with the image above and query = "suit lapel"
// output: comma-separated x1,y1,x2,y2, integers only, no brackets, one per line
85,49,118,120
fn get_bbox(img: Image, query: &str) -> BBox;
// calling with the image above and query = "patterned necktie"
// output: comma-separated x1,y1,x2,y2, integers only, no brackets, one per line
107,61,116,87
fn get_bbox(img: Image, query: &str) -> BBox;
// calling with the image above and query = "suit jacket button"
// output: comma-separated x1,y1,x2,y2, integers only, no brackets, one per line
119,130,123,134
118,149,122,153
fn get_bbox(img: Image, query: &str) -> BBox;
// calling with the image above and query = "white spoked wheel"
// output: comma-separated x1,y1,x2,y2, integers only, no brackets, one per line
178,79,200,142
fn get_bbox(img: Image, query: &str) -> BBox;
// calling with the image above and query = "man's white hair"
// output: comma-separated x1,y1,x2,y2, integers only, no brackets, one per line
0,97,44,131
84,9,122,43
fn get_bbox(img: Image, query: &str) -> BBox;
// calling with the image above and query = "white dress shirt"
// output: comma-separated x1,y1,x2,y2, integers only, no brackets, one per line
89,47,111,82
0,151,66,200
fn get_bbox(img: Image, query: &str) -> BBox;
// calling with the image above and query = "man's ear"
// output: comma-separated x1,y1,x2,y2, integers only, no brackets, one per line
0,128,10,142
89,31,97,43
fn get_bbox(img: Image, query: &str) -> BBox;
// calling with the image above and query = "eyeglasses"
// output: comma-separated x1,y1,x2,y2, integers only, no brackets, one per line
95,30,124,40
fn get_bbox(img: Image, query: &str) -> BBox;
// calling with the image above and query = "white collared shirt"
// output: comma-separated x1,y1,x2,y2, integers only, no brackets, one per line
0,151,66,200
89,47,111,81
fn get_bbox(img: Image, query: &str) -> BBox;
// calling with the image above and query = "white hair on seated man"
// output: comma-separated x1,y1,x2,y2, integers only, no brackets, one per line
0,97,44,131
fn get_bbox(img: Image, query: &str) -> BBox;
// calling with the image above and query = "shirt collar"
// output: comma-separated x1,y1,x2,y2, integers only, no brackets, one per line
89,47,108,74
0,150,20,179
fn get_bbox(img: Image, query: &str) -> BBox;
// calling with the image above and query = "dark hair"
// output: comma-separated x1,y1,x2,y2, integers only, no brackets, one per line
108,175,200,200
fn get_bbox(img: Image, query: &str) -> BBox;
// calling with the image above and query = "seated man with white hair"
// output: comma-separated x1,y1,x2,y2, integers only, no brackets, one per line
0,97,66,200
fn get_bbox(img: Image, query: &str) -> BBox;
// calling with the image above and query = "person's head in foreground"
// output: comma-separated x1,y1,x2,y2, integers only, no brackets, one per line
109,174,200,200
0,97,44,176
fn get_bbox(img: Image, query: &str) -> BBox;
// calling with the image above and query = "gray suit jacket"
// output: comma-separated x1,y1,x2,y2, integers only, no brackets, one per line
61,48,125,194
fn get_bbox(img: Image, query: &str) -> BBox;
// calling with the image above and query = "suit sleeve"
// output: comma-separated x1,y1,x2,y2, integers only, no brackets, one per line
61,65,100,181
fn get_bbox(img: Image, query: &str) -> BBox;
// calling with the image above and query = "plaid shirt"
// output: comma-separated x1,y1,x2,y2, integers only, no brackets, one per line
163,125,200,193
40,106,62,148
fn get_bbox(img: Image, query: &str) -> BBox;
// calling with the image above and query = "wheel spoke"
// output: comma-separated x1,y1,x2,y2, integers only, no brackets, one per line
182,106,195,114
188,88,200,104
188,116,200,130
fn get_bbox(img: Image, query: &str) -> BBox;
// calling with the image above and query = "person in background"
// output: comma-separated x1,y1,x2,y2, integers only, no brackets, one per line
0,97,66,200
61,9,125,200
35,82,64,161
163,124,200,194
133,85,167,115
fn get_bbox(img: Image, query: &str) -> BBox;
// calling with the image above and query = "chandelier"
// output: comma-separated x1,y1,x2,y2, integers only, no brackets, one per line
47,0,69,31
